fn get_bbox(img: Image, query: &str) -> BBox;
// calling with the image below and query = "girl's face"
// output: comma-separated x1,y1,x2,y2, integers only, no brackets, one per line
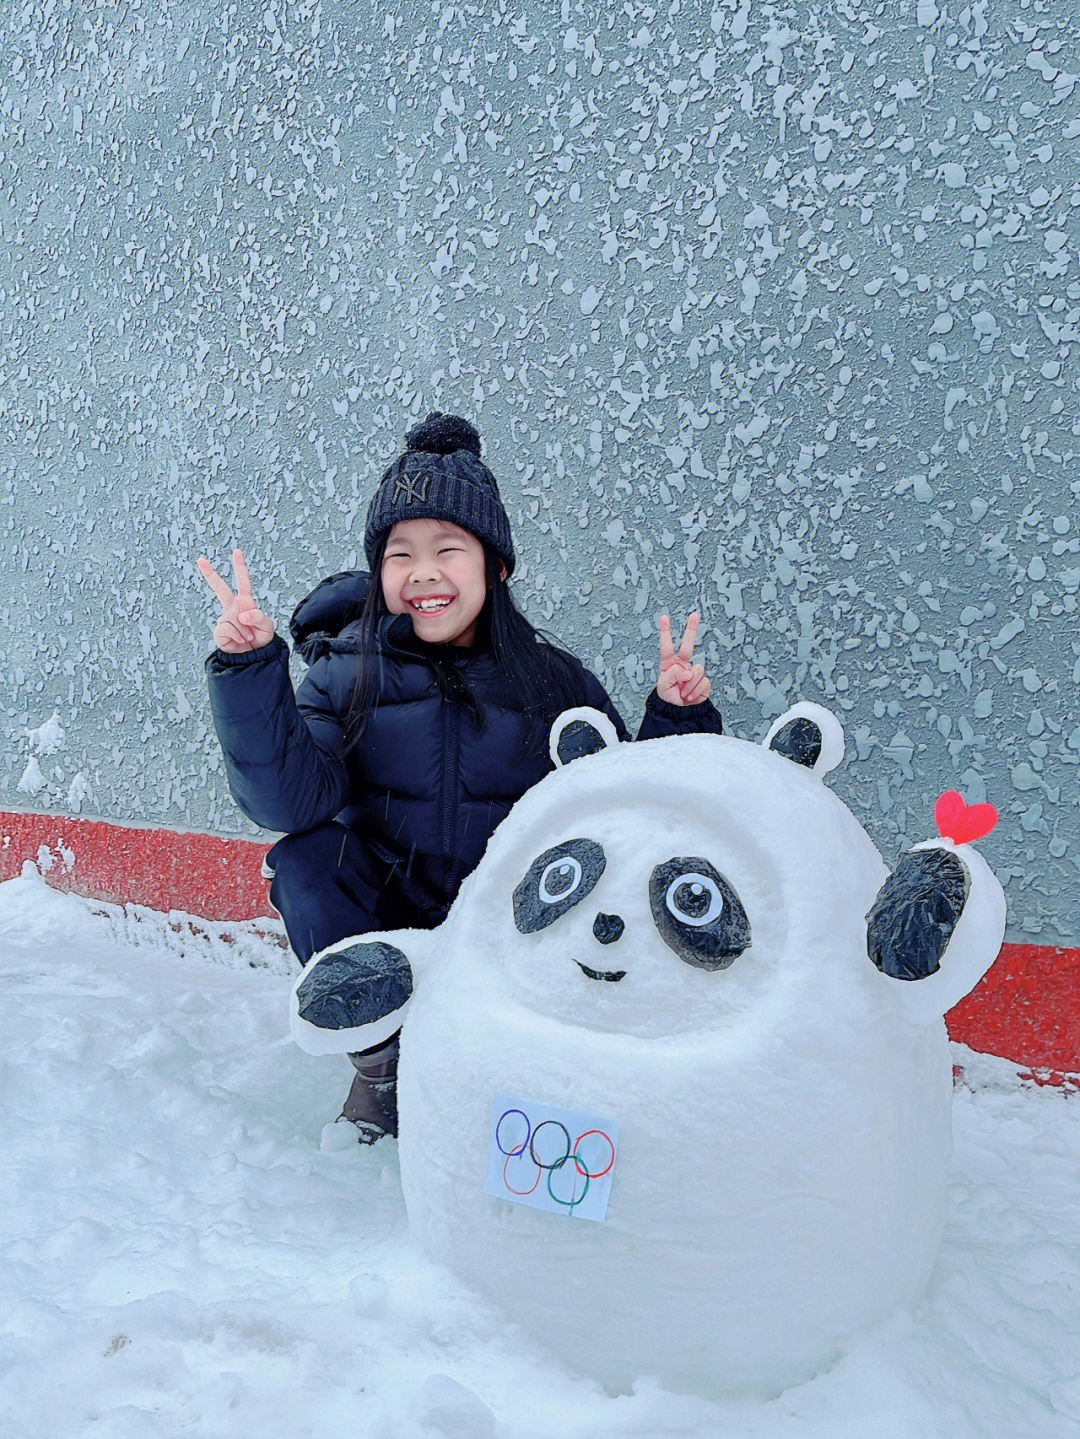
381,518,500,648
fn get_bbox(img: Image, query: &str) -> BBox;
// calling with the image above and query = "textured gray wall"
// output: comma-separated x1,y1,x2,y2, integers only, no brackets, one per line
1,0,1076,942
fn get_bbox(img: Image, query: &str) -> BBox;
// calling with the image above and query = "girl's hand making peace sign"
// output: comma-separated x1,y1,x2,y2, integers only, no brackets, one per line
196,549,276,654
656,612,711,707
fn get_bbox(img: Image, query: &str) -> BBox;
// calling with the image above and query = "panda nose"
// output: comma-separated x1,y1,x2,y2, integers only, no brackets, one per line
593,913,624,944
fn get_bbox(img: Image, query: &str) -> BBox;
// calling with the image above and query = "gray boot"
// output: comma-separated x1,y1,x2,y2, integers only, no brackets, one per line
339,1033,399,1144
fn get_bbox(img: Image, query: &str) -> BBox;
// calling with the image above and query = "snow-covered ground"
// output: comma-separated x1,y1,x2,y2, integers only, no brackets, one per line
3,865,1078,1439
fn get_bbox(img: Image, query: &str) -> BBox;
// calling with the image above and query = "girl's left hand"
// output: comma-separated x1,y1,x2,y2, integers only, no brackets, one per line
656,612,712,707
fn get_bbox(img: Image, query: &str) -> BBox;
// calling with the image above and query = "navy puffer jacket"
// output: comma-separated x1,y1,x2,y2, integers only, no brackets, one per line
206,571,723,909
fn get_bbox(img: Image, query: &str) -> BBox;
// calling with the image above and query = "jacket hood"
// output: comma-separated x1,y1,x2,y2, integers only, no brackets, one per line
288,570,370,664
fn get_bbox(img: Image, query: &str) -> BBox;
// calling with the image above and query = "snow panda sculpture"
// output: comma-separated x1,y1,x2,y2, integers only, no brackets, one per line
290,703,1006,1399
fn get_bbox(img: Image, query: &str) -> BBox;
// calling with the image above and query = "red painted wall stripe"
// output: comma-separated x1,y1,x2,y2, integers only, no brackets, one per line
947,945,1080,1081
3,809,1078,1080
1,811,272,922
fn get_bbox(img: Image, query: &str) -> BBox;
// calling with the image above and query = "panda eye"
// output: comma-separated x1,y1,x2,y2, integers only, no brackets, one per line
514,840,605,934
650,857,751,970
665,873,724,926
539,856,582,903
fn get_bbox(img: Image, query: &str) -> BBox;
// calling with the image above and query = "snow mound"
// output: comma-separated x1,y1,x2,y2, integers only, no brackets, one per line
3,871,1077,1438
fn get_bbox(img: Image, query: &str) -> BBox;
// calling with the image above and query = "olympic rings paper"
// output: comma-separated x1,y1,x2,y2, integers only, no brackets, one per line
483,1095,619,1222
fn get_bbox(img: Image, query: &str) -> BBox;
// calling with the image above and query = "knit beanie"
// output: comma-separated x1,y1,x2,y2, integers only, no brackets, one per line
364,412,515,576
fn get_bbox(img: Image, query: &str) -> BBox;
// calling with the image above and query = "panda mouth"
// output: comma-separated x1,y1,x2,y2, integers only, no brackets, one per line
576,961,626,983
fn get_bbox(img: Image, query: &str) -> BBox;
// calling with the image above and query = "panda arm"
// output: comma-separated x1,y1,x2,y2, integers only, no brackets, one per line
865,839,1006,1026
290,929,436,1055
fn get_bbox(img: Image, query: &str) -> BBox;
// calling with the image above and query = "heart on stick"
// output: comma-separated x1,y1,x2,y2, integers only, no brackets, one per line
934,790,998,845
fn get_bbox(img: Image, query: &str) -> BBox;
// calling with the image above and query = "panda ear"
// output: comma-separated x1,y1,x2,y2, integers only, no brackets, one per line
549,707,622,768
866,839,1006,1026
764,702,845,778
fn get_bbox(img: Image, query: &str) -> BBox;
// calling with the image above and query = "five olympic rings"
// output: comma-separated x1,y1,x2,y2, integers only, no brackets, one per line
495,1108,616,1212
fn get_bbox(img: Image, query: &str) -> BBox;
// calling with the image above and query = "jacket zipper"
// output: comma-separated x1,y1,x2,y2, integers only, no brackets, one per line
383,622,464,863
441,689,461,855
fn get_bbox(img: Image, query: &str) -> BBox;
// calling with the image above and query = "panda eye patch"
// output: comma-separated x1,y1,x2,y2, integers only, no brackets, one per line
514,840,605,934
650,857,751,970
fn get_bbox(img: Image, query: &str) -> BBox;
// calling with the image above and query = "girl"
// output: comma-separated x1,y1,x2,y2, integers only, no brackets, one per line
198,412,721,1142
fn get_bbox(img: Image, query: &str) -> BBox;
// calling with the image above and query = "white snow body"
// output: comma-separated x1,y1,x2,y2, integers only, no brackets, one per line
391,726,1003,1398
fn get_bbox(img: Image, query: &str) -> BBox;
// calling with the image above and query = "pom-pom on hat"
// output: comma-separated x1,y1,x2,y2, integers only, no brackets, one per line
364,411,515,576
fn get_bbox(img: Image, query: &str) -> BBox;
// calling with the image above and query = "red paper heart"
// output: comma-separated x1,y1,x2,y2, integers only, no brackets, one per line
934,790,998,845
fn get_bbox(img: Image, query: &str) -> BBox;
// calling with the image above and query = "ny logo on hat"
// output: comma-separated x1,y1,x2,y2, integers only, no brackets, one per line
393,472,431,506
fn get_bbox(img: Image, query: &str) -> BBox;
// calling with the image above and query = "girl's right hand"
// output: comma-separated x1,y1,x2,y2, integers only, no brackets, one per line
196,548,277,653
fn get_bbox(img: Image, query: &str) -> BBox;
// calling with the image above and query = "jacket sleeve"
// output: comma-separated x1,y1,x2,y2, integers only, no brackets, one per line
579,667,722,744
579,668,632,742
635,687,723,742
205,636,351,833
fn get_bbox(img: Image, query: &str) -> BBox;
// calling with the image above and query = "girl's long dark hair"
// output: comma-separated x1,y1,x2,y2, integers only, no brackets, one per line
343,536,591,754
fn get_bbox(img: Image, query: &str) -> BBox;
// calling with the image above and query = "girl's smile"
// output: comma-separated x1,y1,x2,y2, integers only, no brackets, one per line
381,518,497,648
